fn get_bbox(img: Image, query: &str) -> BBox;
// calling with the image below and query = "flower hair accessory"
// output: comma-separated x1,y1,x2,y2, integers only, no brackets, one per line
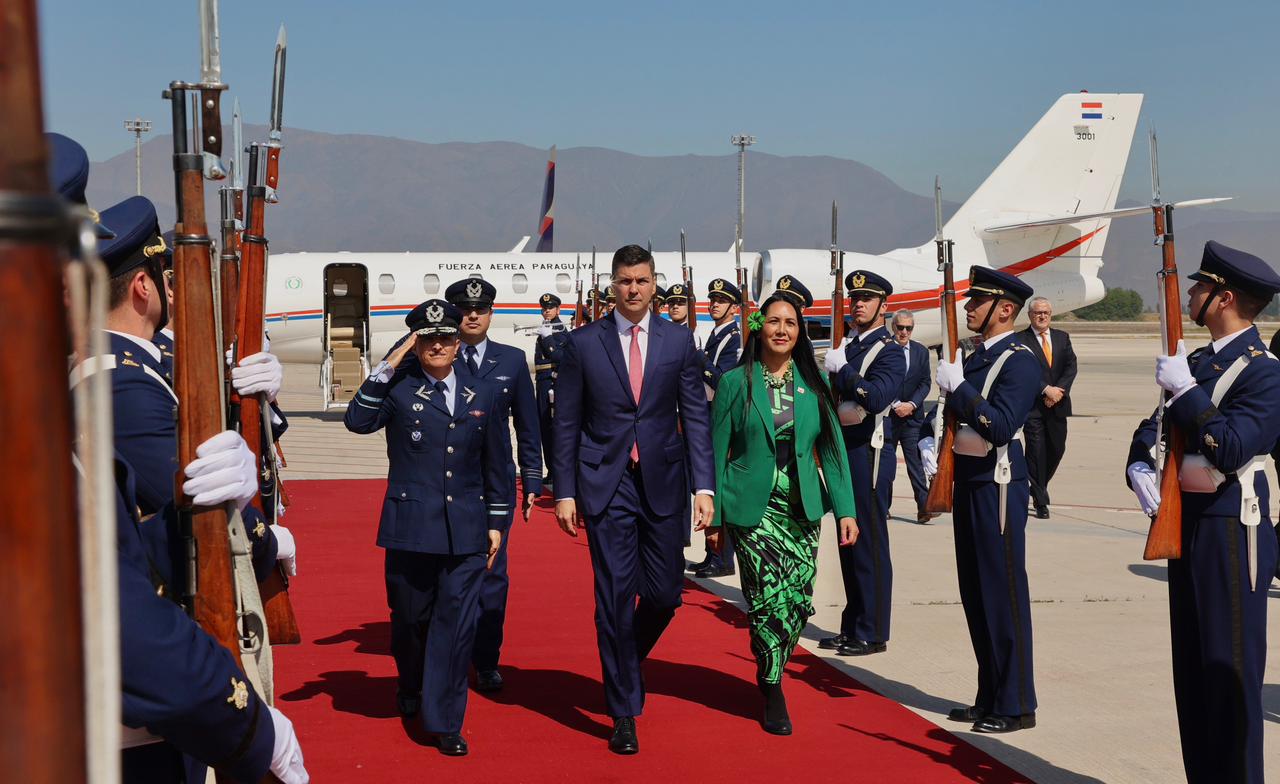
747,311,765,332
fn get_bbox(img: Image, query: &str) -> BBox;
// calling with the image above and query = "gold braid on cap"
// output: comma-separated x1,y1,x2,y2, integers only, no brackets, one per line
1198,270,1226,284
143,235,168,258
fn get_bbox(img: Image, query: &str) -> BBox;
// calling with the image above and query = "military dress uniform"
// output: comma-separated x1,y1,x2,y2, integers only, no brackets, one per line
926,266,1040,731
534,293,571,487
344,299,508,750
825,270,905,655
702,278,743,392
446,277,543,683
1126,242,1280,783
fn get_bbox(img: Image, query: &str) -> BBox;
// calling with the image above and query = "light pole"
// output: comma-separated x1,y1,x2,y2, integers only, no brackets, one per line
123,118,152,195
730,134,755,251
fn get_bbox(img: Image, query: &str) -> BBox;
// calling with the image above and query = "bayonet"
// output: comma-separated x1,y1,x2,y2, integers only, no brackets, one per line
266,24,287,203
934,175,944,245
1149,126,1162,206
232,98,244,190
196,0,227,179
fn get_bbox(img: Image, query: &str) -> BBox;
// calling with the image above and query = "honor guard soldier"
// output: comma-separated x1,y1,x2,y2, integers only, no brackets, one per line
344,299,509,756
665,283,696,338
653,285,668,315
446,276,542,693
534,292,571,488
584,288,603,323
1125,242,1280,782
603,286,617,317
47,132,114,238
821,269,905,657
920,266,1040,734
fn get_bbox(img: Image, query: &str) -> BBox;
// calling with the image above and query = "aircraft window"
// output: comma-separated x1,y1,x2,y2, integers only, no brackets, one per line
512,273,528,294
469,272,483,279
423,274,439,294
331,280,348,297
555,273,571,293
378,274,395,295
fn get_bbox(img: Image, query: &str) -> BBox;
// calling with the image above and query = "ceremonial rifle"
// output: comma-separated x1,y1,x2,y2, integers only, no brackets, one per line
232,28,300,643
925,177,959,513
680,229,696,330
572,252,585,327
0,2,89,777
735,224,752,332
1144,129,1183,560
217,101,242,383
829,200,846,348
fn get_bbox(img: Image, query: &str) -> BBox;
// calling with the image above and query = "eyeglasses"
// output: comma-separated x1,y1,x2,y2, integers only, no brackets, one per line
1030,310,1051,317
894,324,913,332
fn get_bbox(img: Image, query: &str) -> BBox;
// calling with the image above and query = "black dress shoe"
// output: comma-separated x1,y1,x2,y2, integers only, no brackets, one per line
475,669,504,693
947,705,986,722
608,717,639,754
434,733,469,756
686,557,712,573
972,713,1036,733
1034,505,1050,519
817,634,848,650
396,690,421,717
836,640,887,656
694,564,735,578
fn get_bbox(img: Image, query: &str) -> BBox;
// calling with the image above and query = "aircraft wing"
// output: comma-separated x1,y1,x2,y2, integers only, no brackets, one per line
983,198,1231,234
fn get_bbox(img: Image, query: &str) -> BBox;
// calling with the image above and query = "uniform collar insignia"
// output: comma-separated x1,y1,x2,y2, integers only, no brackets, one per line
462,386,476,404
415,384,432,400
227,678,249,710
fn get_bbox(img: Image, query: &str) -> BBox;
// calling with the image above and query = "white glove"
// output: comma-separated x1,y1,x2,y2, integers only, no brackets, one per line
182,431,258,511
1126,461,1161,515
1155,340,1195,396
536,323,554,338
936,358,965,393
268,706,309,784
824,338,852,373
273,524,298,576
919,436,938,478
232,352,284,402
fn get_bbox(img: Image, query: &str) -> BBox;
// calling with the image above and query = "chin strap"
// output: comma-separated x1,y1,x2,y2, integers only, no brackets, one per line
1192,286,1223,327
975,295,1004,335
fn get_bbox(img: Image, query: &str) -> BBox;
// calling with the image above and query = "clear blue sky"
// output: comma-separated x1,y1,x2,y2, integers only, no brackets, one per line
40,0,1280,210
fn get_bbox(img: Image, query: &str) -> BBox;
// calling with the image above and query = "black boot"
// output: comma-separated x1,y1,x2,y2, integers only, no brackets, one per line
758,679,792,735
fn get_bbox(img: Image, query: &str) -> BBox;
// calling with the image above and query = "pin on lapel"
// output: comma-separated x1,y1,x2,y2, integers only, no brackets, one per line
463,386,477,405
412,402,424,411
415,385,431,400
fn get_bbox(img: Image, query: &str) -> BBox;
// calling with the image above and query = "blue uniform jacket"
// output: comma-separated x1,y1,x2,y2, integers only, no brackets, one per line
344,366,510,554
1127,326,1280,518
115,456,274,782
534,320,571,381
456,340,543,500
550,314,716,519
702,322,742,389
834,325,906,446
925,334,1040,483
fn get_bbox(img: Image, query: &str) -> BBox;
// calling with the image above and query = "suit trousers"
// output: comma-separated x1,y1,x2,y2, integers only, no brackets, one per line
877,416,928,516
536,377,555,482
384,549,486,734
472,510,513,671
585,467,684,717
1168,513,1277,784
952,478,1037,718
839,443,893,642
1023,411,1067,509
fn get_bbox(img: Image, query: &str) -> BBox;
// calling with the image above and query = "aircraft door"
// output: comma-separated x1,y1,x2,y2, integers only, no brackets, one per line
322,263,370,409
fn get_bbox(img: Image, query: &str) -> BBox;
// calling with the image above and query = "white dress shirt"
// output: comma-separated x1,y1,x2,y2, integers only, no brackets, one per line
614,309,652,371
462,338,489,367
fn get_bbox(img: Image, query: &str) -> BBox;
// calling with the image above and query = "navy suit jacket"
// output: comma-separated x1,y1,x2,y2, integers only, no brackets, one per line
892,339,931,424
345,366,509,554
1015,326,1077,418
456,340,543,501
551,312,715,518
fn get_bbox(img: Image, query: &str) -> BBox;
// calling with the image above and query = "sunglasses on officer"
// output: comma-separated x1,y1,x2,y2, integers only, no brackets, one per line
894,323,914,332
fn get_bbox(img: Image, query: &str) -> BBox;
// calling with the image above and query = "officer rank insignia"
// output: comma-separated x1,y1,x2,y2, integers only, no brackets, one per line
121,358,141,367
253,521,266,538
227,678,249,710
412,402,424,412
462,387,476,404
1203,434,1218,450
411,431,422,442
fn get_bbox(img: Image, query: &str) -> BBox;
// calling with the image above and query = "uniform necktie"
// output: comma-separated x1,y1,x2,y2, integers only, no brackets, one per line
435,380,449,414
464,345,479,375
629,324,643,461
1040,331,1053,367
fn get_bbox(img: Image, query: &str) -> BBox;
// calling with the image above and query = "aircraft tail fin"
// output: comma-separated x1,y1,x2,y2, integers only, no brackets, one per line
536,145,556,253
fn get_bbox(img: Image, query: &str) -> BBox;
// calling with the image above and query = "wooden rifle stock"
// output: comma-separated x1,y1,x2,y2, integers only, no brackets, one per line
235,144,300,642
1145,203,1183,560
925,239,959,513
0,3,88,777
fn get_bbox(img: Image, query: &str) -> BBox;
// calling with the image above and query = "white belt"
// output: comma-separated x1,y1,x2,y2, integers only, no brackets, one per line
1179,454,1266,591
952,425,1022,534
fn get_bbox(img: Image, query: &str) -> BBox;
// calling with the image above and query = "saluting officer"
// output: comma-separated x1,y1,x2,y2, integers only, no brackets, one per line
344,299,508,756
446,276,541,693
821,270,905,657
920,266,1040,734
534,292,571,489
1125,242,1280,783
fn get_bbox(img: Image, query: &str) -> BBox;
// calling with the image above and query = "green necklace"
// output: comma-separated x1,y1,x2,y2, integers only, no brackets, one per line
764,360,793,390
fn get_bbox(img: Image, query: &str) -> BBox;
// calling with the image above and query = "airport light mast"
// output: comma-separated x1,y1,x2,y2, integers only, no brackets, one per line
731,133,755,252
124,118,152,195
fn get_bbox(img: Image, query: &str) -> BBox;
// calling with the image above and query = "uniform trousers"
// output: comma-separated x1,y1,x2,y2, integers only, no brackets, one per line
536,377,555,482
472,510,513,672
877,416,928,516
1022,411,1066,509
1168,511,1277,784
839,442,893,642
585,466,684,718
952,478,1037,718
384,548,486,734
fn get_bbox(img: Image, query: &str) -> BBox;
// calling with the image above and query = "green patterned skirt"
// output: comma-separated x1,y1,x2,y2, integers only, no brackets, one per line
728,466,821,684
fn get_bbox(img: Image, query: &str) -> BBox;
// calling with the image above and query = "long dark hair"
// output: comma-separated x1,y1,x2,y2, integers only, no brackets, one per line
740,294,841,460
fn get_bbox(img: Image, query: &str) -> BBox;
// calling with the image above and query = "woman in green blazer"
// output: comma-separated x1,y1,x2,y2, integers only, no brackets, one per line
699,278,858,735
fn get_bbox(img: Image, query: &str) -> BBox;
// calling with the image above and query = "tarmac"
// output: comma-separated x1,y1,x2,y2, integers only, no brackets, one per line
277,329,1279,784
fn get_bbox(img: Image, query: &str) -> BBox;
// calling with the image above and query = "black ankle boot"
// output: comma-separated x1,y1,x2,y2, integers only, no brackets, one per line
757,679,792,735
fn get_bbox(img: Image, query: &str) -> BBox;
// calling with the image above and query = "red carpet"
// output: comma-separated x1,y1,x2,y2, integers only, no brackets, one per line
275,479,1029,782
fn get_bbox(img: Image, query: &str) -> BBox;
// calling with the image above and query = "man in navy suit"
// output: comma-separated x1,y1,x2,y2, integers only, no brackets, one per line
551,244,715,755
447,276,541,693
876,309,934,523
1015,297,1077,519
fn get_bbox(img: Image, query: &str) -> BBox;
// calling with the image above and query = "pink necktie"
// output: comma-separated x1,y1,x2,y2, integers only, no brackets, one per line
629,324,643,461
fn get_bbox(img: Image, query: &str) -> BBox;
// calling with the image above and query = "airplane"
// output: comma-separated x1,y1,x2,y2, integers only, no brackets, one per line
259,92,1224,409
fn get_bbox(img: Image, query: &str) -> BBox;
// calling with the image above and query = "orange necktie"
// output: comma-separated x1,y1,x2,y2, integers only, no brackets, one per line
1040,331,1053,367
